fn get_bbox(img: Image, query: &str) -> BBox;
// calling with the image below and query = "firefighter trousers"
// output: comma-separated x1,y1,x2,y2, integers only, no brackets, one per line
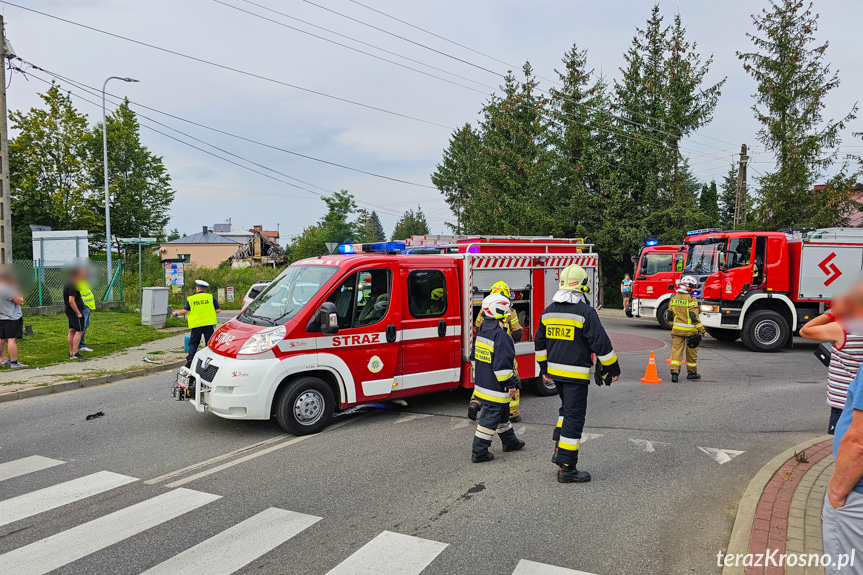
552,380,589,467
670,334,698,374
472,400,519,456
469,388,520,418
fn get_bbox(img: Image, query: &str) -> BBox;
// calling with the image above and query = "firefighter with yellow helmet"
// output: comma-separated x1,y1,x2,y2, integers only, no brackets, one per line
535,264,620,483
669,276,706,382
468,281,523,422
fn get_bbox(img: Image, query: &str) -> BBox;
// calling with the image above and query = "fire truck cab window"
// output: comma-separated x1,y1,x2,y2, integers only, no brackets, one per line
326,269,392,328
408,270,446,318
641,253,673,275
727,238,752,269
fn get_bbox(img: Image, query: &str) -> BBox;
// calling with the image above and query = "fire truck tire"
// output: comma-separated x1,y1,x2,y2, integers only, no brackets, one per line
741,310,789,353
531,376,558,396
656,302,673,331
274,376,335,435
705,327,740,342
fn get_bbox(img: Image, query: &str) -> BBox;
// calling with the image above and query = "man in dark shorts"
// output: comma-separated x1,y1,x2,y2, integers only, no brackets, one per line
0,268,26,368
64,267,86,360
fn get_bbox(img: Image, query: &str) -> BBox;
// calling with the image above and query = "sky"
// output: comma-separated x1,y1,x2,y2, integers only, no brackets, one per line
5,0,862,243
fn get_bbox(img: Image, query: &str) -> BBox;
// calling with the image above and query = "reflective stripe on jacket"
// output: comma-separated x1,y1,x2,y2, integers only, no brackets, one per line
186,293,217,328
669,292,704,336
471,318,517,403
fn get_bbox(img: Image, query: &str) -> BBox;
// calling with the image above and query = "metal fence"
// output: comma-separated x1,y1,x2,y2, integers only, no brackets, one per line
16,260,123,308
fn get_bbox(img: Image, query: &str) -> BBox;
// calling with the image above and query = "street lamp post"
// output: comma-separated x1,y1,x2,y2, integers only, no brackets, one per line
102,76,139,302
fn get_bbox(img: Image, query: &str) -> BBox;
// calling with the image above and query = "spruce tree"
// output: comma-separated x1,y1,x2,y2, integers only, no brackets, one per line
699,180,720,227
719,165,738,229
431,123,481,234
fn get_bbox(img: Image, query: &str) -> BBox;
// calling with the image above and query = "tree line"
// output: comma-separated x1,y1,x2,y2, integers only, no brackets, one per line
10,84,175,260
431,0,860,305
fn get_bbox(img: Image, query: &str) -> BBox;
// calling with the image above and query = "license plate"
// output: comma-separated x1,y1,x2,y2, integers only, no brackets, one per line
176,373,190,389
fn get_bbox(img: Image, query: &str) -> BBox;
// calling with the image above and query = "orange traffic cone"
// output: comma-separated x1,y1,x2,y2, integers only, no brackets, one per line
640,351,662,384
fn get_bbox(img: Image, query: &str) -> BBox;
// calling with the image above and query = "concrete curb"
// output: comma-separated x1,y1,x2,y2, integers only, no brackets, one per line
721,434,833,575
0,359,186,403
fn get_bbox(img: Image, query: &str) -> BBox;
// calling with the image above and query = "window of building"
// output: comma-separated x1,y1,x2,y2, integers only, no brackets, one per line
177,254,190,262
408,270,446,318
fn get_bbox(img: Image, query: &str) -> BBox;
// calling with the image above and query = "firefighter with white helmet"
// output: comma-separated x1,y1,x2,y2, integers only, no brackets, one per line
468,280,524,422
470,293,525,463
535,264,620,483
669,275,706,382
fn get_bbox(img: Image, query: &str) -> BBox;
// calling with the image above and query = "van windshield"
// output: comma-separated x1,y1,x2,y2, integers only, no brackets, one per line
239,265,338,325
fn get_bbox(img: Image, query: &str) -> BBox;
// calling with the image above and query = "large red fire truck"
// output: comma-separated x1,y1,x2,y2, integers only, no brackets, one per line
684,227,863,352
628,243,683,330
173,236,599,434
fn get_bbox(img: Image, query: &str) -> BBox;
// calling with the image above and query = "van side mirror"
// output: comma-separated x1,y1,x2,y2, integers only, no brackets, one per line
306,302,339,335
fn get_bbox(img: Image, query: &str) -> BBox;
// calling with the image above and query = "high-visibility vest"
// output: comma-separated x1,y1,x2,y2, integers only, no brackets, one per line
77,280,96,310
186,292,217,328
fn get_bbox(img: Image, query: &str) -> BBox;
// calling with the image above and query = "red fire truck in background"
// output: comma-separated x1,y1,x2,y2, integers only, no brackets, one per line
685,227,863,352
628,242,683,329
174,236,599,435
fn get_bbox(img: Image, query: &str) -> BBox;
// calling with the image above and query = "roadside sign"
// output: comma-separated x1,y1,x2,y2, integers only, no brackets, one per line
227,286,235,302
218,287,226,302
120,237,158,245
325,242,338,254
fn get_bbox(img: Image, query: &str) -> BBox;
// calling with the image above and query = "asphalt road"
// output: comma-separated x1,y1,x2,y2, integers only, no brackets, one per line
0,316,828,575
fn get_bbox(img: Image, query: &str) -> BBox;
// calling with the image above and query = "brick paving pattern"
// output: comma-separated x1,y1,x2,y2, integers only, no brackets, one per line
746,439,834,575
607,331,666,353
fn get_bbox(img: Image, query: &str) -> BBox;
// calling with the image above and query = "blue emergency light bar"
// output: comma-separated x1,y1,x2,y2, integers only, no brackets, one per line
645,239,659,247
337,241,406,255
686,228,722,236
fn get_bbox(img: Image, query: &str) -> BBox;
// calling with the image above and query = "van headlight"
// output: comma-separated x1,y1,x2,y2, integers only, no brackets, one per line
238,325,286,355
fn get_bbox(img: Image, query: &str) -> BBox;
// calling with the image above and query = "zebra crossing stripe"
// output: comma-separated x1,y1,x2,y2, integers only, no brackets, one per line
0,471,138,527
0,456,64,482
512,559,599,575
139,507,321,575
325,531,448,575
0,488,221,575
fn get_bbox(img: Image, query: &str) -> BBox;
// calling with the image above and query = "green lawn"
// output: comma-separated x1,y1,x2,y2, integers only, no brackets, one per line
12,308,183,368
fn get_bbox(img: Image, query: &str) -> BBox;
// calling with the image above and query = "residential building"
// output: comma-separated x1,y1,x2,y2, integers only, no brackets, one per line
159,226,239,268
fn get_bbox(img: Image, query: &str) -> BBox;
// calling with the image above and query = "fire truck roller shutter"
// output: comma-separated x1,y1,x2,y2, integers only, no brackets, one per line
474,270,531,292
799,245,863,300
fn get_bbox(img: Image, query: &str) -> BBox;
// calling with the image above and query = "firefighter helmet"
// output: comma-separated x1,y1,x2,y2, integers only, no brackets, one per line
431,287,444,301
490,281,511,298
680,276,698,291
558,264,591,293
481,293,511,320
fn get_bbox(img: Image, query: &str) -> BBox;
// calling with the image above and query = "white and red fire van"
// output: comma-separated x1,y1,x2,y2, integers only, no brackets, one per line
173,236,599,435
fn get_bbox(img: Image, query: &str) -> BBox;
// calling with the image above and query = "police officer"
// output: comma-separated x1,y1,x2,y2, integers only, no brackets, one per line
471,293,525,463
468,281,524,422
669,275,705,382
535,264,620,483
173,280,220,368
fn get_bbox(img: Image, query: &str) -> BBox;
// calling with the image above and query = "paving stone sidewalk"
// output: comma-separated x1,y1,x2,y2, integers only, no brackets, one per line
745,438,834,575
0,333,188,397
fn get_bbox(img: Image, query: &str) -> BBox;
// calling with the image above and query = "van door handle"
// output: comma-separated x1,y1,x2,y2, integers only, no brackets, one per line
386,324,397,343
438,320,447,337
668,284,674,289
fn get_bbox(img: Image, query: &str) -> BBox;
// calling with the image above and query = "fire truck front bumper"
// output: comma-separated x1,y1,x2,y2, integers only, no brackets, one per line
631,298,656,318
177,347,288,420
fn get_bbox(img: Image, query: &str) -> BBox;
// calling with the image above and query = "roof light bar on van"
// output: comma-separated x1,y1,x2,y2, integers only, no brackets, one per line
336,241,406,255
645,239,659,247
686,228,722,236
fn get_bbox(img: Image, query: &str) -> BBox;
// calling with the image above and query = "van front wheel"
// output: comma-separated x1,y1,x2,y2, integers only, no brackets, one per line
275,376,334,435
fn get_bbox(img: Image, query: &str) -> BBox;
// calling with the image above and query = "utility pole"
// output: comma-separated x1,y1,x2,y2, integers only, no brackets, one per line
0,16,13,263
733,143,749,229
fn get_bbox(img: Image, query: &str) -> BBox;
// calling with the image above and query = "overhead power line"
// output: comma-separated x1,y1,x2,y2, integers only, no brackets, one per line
0,1,453,130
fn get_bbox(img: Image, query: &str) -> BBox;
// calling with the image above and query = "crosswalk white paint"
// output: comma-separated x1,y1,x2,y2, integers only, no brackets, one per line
512,559,599,575
0,470,138,527
140,507,321,575
325,530,448,575
0,487,221,575
0,456,64,482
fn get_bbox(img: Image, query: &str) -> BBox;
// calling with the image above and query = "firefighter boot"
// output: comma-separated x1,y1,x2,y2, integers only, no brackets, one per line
467,400,481,421
472,452,494,463
671,372,679,383
502,438,525,452
558,464,591,483
687,372,701,380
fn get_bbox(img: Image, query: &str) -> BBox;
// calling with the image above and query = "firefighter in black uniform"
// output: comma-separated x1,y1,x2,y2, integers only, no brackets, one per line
535,264,621,483
470,293,525,463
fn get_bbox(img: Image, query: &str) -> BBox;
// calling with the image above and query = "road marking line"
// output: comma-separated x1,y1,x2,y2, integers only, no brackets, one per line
512,559,599,575
145,434,289,485
140,507,321,575
0,456,64,482
325,531,447,575
628,438,668,453
0,488,221,575
451,419,471,429
165,415,369,488
698,446,746,464
579,432,604,443
395,413,433,424
0,471,138,527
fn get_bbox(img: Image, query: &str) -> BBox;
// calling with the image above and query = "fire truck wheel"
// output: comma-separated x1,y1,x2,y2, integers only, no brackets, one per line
705,327,740,342
656,302,673,330
274,376,335,435
741,310,789,352
531,376,558,396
